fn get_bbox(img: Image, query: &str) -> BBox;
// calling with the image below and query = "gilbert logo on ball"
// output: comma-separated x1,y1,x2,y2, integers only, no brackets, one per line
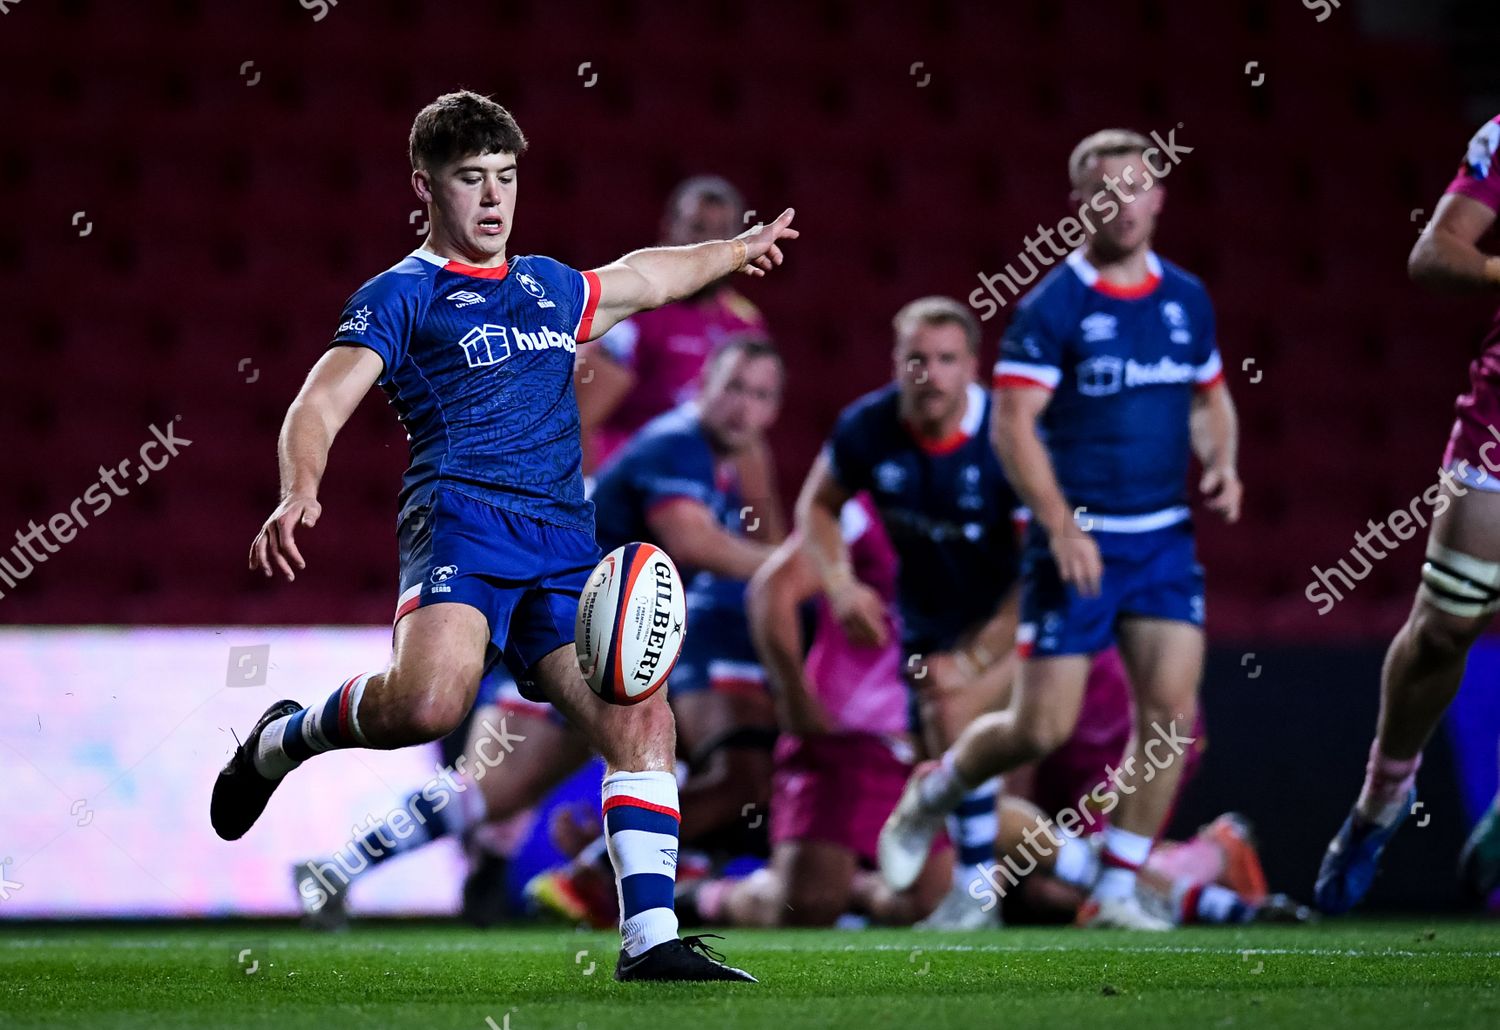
575,542,686,704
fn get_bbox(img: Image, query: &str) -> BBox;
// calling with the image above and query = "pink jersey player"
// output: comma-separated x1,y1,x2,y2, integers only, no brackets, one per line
590,290,767,466
1441,115,1500,485
771,494,914,865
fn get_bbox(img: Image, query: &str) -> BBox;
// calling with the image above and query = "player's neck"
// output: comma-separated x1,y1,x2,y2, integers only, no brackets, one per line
418,232,509,269
903,387,969,442
1084,241,1155,287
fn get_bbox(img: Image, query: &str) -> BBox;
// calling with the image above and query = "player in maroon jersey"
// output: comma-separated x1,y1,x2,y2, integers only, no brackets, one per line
1317,114,1500,912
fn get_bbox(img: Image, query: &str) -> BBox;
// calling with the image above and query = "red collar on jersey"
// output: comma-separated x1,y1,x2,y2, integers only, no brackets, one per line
904,421,970,456
1091,272,1162,300
445,258,510,280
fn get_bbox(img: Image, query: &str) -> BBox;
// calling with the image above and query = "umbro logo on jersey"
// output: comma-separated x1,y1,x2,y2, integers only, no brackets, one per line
1080,313,1117,343
446,290,486,309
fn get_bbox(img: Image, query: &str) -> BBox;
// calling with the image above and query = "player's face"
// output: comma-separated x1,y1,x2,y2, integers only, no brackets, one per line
699,352,783,452
1072,152,1164,259
414,151,517,263
663,195,738,247
894,323,976,425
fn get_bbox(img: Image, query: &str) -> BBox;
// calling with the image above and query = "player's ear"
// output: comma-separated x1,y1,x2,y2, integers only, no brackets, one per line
411,168,434,205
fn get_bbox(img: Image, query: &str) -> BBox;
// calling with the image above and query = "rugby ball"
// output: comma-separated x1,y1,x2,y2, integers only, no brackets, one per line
575,542,686,705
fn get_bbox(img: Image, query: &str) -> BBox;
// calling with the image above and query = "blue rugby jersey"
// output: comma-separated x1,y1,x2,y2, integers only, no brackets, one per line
330,249,601,529
994,250,1223,526
825,382,1023,653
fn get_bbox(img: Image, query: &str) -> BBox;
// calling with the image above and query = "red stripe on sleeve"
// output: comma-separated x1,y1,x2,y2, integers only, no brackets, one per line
992,372,1055,391
577,270,602,341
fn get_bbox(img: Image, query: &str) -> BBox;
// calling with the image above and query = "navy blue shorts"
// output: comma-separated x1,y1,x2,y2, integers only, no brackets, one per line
670,601,765,698
1019,517,1205,658
394,486,600,701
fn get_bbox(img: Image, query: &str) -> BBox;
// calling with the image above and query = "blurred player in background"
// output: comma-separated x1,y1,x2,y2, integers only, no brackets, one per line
683,495,951,927
879,129,1240,930
986,800,1310,927
796,295,1051,927
1317,113,1500,913
576,177,785,541
525,337,786,924
214,90,798,981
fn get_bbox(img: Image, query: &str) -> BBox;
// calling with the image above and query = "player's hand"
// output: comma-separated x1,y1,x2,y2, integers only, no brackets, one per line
735,208,799,278
1051,532,1103,598
1200,464,1242,523
249,494,322,581
829,578,890,648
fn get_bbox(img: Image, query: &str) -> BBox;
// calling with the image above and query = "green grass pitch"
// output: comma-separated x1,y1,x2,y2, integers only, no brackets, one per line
3,920,1498,1029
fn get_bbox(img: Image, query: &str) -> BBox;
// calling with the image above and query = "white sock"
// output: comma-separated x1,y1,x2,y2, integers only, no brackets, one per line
1093,826,1153,902
602,770,681,957
1052,832,1100,889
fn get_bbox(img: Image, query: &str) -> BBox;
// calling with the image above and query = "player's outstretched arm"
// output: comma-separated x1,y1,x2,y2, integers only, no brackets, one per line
1192,381,1242,524
794,452,888,646
746,535,835,735
584,208,798,340
992,385,1102,597
249,346,383,581
645,497,772,581
1409,193,1500,291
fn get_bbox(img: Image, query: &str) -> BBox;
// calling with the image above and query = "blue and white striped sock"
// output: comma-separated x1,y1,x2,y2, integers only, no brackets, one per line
602,770,680,957
254,673,372,779
947,776,1001,869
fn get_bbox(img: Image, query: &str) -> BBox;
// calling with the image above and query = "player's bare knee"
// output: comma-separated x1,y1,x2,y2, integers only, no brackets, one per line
599,694,676,770
1408,601,1488,661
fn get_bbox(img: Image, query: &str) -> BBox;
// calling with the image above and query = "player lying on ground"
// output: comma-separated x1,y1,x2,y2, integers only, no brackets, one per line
879,129,1241,930
680,496,951,927
1316,113,1500,913
983,799,1312,927
214,90,796,981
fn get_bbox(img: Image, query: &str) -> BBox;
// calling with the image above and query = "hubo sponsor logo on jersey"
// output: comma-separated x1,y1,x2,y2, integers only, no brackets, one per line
446,290,486,309
457,324,577,368
515,272,556,309
1076,355,1196,396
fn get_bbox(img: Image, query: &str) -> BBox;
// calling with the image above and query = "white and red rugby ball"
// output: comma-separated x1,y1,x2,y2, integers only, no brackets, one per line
575,542,687,705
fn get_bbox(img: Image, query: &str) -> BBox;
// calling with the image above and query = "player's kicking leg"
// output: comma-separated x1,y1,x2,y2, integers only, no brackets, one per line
1317,485,1500,913
212,603,490,841
531,645,756,982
